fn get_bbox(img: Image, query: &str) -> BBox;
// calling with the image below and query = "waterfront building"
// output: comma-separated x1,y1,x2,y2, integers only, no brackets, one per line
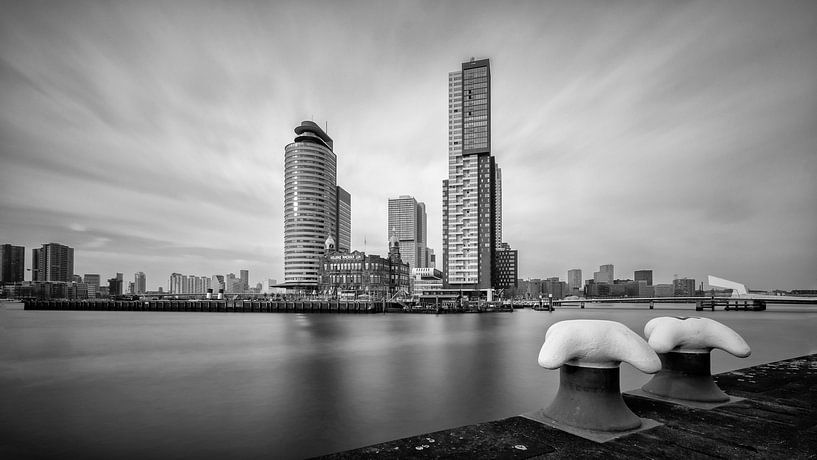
336,186,351,253
284,121,350,287
638,281,654,298
0,244,25,283
593,264,614,285
411,268,443,295
388,195,429,270
134,272,146,295
317,236,409,299
240,270,249,292
442,58,503,290
494,243,517,291
673,277,696,297
32,243,74,282
542,277,568,299
212,275,225,293
634,270,653,286
567,269,582,295
84,274,100,298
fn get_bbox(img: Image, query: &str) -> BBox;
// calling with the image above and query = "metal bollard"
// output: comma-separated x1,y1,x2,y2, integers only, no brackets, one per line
532,320,661,434
641,317,750,403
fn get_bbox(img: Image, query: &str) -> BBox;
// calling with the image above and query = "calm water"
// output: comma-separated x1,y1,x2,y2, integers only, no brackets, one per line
2,301,816,459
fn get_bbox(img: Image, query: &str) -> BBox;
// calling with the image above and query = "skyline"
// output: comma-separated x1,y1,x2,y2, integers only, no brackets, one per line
1,1,816,290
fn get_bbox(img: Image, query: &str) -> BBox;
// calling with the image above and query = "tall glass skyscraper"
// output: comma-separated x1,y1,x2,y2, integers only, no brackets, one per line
283,121,350,286
442,58,502,290
32,243,74,282
388,195,428,270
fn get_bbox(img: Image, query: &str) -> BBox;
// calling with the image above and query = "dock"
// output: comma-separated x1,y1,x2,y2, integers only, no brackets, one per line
320,354,817,458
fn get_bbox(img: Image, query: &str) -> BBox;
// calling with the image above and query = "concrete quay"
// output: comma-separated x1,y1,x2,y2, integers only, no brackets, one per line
320,354,817,459
23,298,385,313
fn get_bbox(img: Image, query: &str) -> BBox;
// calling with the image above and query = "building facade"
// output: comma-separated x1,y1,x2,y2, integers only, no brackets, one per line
318,236,409,299
673,277,696,296
388,195,429,270
0,244,25,283
32,243,74,282
494,243,517,290
284,121,350,287
336,186,351,253
442,58,503,290
593,264,614,285
634,270,653,286
567,269,582,295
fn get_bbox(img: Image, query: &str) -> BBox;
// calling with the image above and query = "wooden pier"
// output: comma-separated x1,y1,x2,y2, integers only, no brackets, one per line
23,299,386,313
321,354,817,458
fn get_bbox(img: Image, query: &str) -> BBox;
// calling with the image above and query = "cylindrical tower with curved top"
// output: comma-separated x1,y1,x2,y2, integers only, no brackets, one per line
284,121,338,286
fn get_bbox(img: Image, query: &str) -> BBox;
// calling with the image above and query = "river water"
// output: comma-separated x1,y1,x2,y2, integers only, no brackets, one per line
1,301,815,459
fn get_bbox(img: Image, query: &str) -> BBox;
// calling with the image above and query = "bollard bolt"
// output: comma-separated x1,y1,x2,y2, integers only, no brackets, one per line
641,317,750,403
538,320,661,432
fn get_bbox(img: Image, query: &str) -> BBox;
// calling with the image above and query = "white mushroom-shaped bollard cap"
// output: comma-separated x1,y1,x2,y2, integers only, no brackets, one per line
538,320,661,373
644,317,751,356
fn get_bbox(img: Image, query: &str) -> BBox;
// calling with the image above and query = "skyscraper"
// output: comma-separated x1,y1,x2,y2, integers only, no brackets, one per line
32,243,74,282
388,195,429,270
442,58,502,289
336,186,351,253
284,121,350,287
0,244,25,283
84,274,100,298
134,271,146,294
240,269,249,292
593,264,614,284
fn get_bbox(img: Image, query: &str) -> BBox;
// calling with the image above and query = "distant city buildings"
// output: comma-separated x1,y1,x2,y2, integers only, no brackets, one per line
108,272,123,297
284,121,350,287
336,186,351,253
673,277,696,296
169,273,212,295
634,270,653,286
32,243,74,282
593,264,614,285
134,272,146,295
0,244,25,283
388,195,429,270
442,57,506,290
84,274,100,298
567,269,582,295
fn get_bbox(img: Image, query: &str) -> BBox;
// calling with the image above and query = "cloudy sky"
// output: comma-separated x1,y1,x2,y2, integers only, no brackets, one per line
1,0,815,291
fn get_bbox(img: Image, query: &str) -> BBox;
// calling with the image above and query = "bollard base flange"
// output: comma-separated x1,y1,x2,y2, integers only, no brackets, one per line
625,388,744,410
521,409,662,443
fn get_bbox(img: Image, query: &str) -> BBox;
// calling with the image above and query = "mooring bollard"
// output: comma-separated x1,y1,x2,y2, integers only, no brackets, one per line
641,317,751,403
535,320,661,433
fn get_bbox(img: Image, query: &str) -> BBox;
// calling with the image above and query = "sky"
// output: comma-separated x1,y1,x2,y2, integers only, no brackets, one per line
1,0,815,291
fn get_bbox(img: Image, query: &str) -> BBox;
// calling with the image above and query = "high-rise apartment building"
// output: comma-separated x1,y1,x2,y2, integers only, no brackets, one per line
284,121,350,286
0,244,25,283
442,58,502,290
32,243,74,282
336,186,351,253
240,269,249,291
108,272,123,297
593,264,614,284
634,270,653,286
388,195,429,270
567,269,582,293
134,272,146,294
494,243,518,290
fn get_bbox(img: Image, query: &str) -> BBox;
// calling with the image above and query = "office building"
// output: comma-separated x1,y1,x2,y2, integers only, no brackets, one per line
134,272,146,295
634,270,653,286
336,186,351,252
567,269,582,295
593,264,614,285
284,121,350,287
388,195,429,270
0,244,25,283
442,58,503,290
494,243,517,290
32,243,74,282
410,267,444,295
240,269,249,292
